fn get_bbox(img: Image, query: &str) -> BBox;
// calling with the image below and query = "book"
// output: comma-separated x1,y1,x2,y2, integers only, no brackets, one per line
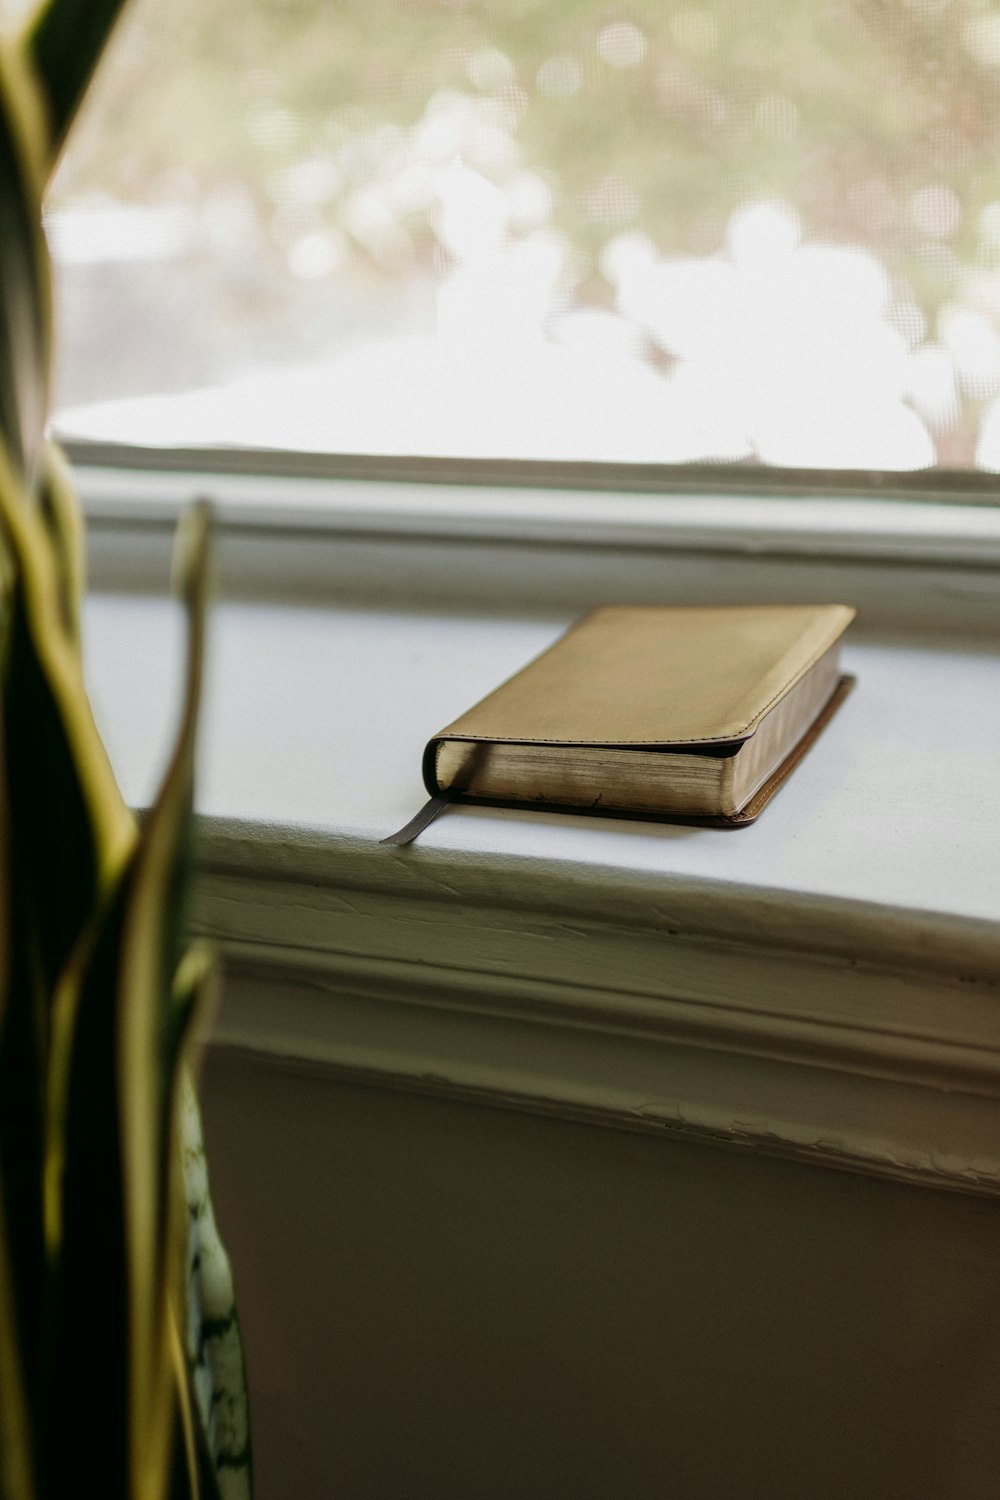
383,603,855,845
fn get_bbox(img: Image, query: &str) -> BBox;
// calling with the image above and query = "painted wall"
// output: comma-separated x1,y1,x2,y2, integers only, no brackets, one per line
202,1046,1000,1500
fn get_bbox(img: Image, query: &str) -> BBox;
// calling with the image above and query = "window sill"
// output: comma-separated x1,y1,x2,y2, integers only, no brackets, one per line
83,584,1000,1199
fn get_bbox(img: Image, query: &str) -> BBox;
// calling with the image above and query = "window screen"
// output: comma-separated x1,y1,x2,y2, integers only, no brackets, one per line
40,0,1000,469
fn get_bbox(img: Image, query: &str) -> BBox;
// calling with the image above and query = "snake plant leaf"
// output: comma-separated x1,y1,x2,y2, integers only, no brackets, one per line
21,0,131,168
0,453,95,1459
42,874,206,1500
44,502,216,1499
36,443,84,647
180,1065,252,1500
0,785,48,1444
1,568,100,986
42,886,203,1500
41,861,141,1500
0,43,50,482
0,0,252,1488
114,500,221,1500
120,499,210,1294
0,1192,34,1500
0,435,133,1473
0,437,133,989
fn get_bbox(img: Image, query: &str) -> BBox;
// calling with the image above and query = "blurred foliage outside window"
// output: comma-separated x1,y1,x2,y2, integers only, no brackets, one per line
27,0,1000,469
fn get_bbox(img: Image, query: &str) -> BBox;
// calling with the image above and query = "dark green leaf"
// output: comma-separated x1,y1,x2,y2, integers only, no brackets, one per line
0,570,99,1463
41,868,133,1500
1,573,100,994
36,444,84,647
0,73,48,479
0,1190,35,1500
24,0,132,165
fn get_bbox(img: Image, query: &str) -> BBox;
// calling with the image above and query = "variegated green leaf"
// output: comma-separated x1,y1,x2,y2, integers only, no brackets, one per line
36,443,84,647
0,437,133,991
42,858,205,1500
0,43,50,482
0,450,239,1500
41,860,138,1500
21,0,131,167
114,501,232,1500
0,438,110,1465
180,1067,252,1500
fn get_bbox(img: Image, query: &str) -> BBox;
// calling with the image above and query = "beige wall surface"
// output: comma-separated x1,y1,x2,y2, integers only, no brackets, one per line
203,1047,1000,1500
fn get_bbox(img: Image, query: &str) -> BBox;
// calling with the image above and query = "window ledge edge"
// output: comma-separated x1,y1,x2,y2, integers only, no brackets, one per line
194,818,1000,1200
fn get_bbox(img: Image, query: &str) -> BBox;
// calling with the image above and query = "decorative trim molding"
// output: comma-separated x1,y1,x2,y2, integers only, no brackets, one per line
195,825,1000,1198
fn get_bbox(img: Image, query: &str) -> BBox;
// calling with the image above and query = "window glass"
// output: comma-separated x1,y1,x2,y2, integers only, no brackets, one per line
39,0,1000,469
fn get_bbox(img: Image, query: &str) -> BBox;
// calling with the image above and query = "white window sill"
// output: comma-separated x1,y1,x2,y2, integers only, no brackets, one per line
83,577,1000,1199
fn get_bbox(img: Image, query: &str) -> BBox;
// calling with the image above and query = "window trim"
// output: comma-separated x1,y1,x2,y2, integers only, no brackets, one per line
59,437,1000,505
69,442,1000,633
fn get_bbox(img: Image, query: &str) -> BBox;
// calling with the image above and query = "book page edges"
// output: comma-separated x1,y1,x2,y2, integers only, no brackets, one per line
427,647,846,816
722,675,855,825
422,676,855,827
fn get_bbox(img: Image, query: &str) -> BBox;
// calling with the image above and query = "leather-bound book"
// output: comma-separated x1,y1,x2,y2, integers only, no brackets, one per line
384,603,855,844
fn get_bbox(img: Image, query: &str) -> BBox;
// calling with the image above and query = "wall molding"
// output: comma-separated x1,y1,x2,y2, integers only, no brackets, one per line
195,825,1000,1198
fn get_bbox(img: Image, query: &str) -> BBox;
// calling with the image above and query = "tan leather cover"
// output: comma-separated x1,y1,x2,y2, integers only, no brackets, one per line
435,604,856,749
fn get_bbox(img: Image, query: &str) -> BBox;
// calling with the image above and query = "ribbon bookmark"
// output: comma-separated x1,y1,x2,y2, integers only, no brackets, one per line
380,792,454,847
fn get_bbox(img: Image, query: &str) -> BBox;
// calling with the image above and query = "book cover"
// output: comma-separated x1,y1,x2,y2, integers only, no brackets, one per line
385,603,855,844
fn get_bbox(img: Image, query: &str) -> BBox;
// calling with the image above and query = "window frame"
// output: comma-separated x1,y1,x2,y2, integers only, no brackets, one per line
69,438,1000,635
